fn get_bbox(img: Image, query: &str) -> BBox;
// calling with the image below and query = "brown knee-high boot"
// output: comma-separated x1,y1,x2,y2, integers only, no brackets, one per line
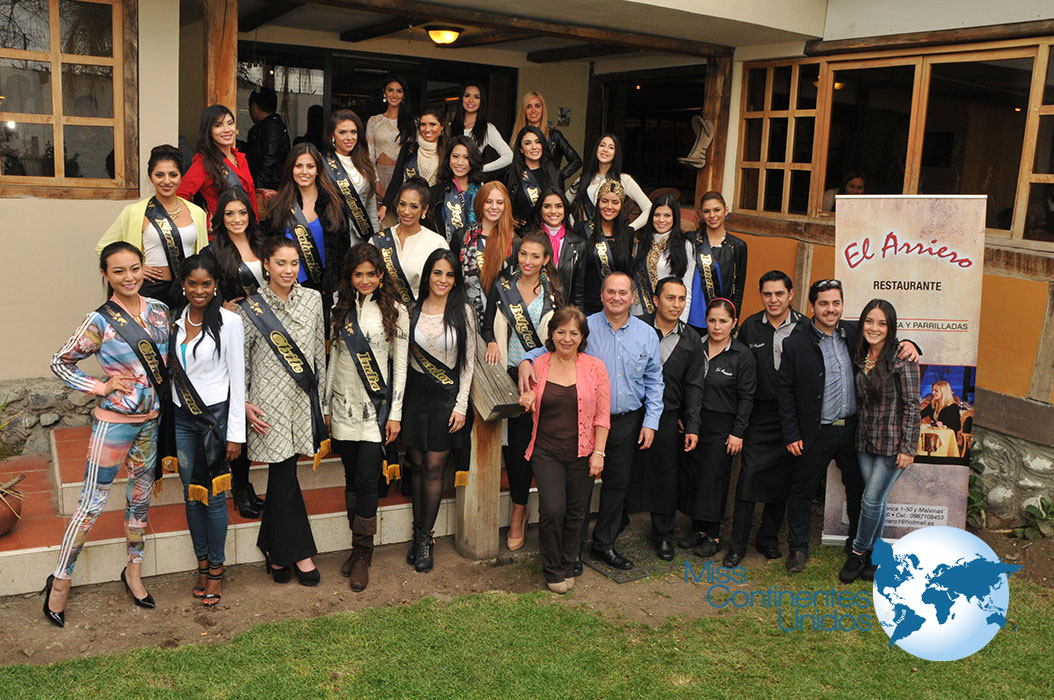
340,492,357,577
349,515,377,592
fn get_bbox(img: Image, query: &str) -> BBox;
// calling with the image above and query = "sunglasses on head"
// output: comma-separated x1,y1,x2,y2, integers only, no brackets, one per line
814,279,842,291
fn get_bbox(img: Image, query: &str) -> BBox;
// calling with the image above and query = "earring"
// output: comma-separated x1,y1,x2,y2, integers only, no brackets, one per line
378,279,384,289
382,96,387,104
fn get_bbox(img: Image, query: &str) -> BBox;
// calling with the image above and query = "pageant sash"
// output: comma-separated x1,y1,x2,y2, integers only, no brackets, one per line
324,152,375,241
144,197,186,280
409,308,459,397
221,162,246,193
290,203,325,285
237,261,259,298
442,182,476,244
495,272,552,352
238,293,331,467
594,239,614,280
372,228,414,305
403,146,420,182
97,301,167,393
695,232,724,303
635,264,657,316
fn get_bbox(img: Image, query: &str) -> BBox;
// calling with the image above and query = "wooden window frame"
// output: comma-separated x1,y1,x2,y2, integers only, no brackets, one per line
0,0,138,200
736,37,1054,252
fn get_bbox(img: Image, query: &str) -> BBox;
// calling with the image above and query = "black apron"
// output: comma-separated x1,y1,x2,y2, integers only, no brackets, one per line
736,400,794,502
678,410,735,522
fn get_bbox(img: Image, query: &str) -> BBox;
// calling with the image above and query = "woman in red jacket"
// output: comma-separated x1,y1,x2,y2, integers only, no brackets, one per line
178,104,258,222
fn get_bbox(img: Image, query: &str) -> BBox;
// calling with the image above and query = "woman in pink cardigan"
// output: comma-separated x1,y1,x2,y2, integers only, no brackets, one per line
520,305,610,593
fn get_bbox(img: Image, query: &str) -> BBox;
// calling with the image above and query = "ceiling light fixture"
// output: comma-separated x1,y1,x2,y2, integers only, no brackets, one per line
427,26,462,45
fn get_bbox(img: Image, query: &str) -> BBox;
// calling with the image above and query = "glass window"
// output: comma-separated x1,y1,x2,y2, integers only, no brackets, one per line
63,124,113,178
792,117,814,163
1,121,54,176
0,0,50,53
763,169,784,212
739,168,759,209
918,58,1032,230
743,118,762,161
1044,47,1054,104
0,58,52,114
789,170,810,215
768,117,788,162
797,64,819,110
771,66,791,111
62,63,113,118
1035,116,1054,175
745,68,766,112
1024,184,1054,242
59,0,112,57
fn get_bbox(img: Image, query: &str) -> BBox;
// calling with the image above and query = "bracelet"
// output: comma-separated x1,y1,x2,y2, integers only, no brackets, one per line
593,450,605,458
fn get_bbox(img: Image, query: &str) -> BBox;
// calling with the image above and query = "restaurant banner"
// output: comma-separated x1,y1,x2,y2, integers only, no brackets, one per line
823,195,985,544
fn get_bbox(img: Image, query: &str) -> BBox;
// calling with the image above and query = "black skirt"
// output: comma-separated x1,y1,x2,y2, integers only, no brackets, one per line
678,411,735,522
627,409,680,514
141,278,185,312
736,400,794,502
402,368,466,452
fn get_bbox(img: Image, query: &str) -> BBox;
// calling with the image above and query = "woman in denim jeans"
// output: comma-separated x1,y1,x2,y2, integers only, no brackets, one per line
839,298,920,584
172,255,246,605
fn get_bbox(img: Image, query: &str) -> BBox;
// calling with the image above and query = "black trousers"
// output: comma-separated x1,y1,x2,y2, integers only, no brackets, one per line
333,439,384,518
230,452,251,492
589,408,643,550
504,367,536,506
786,422,863,552
532,449,593,583
256,455,318,565
729,499,785,554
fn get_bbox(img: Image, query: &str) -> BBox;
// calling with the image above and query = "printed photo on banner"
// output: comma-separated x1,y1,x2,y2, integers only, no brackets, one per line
918,364,975,465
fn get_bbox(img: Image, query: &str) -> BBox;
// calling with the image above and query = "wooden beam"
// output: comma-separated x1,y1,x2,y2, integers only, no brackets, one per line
694,56,732,205
203,0,238,111
312,0,733,57
339,16,414,43
1028,283,1054,403
975,388,1054,446
527,44,638,63
240,1,304,32
792,241,814,314
805,19,1054,56
455,408,500,560
447,30,531,48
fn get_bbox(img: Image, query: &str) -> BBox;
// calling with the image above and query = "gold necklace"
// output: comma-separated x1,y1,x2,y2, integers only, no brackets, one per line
863,355,877,374
165,205,183,218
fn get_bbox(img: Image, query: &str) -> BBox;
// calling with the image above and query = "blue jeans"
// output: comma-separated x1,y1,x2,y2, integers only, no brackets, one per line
175,402,229,565
852,452,903,554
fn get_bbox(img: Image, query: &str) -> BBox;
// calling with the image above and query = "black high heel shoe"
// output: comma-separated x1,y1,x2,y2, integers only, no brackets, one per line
293,562,321,587
263,551,291,584
121,567,156,609
41,575,65,628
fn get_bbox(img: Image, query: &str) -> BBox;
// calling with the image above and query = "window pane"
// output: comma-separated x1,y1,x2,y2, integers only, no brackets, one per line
739,168,759,210
772,66,791,111
61,63,113,117
768,117,788,162
792,116,814,163
59,0,112,57
1035,116,1054,175
743,118,762,161
1,121,54,176
797,63,819,110
746,68,766,112
0,58,53,114
825,65,915,198
763,169,784,212
919,58,1032,231
1024,184,1054,242
1045,48,1054,105
789,170,810,214
0,0,50,52
63,124,113,178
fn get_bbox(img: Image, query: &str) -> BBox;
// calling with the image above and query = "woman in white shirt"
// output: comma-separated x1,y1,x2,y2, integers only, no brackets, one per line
171,254,245,607
450,81,513,177
567,133,651,231
370,178,449,306
366,74,415,198
326,243,409,592
403,249,475,573
324,109,380,243
631,194,695,322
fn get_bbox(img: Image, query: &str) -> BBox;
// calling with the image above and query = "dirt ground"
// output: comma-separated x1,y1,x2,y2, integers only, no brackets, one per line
2,512,1049,668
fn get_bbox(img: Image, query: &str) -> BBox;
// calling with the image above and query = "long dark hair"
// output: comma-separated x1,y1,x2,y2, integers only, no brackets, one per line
381,73,416,146
510,126,560,191
450,81,489,148
266,143,347,235
517,229,563,307
416,104,449,160
578,132,623,193
437,135,483,185
179,254,224,358
327,108,377,186
194,104,237,189
634,193,688,277
332,243,404,343
854,298,899,404
531,185,569,230
416,249,469,370
209,188,266,294
588,184,633,269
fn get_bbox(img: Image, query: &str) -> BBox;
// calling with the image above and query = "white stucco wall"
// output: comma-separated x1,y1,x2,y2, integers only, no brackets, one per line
824,0,1053,40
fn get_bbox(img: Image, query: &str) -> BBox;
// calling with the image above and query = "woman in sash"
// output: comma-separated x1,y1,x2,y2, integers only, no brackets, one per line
678,299,756,559
370,178,449,308
573,179,634,314
170,255,245,606
428,135,483,250
326,244,409,592
378,106,446,224
631,194,695,322
511,91,582,187
482,230,562,550
461,180,517,324
403,249,475,572
44,242,171,626
324,108,379,244
536,186,586,309
685,191,748,335
366,74,415,198
266,143,350,337
450,81,513,178
240,237,329,587
566,134,651,231
96,144,209,309
507,126,561,230
178,104,258,220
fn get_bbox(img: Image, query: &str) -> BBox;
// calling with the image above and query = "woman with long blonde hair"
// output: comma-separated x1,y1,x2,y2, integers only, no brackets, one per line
511,91,582,186
922,380,961,433
460,180,518,323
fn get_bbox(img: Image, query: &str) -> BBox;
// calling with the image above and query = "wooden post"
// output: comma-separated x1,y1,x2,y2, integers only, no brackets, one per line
455,408,501,559
793,241,814,314
695,56,733,206
203,0,238,110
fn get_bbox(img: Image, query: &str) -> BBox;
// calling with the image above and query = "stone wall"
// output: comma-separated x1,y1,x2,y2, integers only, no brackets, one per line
0,378,95,456
974,427,1054,524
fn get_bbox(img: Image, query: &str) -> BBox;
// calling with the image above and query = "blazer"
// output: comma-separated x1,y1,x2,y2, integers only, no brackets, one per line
510,229,584,308
524,352,611,461
95,196,208,256
653,321,705,435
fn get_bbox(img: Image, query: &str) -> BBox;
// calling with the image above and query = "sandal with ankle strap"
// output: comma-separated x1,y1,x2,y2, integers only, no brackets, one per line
192,560,209,599
203,565,223,607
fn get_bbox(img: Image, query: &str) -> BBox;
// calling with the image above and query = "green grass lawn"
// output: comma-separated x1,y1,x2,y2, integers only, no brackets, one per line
2,547,1050,700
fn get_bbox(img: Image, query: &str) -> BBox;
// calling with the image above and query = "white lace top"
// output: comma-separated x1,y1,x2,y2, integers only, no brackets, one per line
367,114,403,190
411,307,476,415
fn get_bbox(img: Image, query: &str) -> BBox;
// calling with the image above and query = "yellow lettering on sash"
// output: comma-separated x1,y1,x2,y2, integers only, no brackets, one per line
509,302,536,349
447,200,463,230
356,352,382,391
596,242,612,278
269,331,305,373
699,251,717,299
412,346,455,386
293,222,322,282
137,339,164,384
526,186,539,205
380,244,411,303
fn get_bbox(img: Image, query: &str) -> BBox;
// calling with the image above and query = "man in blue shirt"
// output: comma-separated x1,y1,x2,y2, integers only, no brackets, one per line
520,272,664,570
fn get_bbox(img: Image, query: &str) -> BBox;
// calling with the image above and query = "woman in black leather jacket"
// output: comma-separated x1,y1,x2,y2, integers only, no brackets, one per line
510,91,582,185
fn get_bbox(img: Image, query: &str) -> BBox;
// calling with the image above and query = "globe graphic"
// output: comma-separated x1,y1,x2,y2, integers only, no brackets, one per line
871,526,1021,661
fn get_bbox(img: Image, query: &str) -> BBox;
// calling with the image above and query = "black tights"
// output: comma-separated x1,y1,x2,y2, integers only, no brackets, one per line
408,448,449,532
334,439,383,518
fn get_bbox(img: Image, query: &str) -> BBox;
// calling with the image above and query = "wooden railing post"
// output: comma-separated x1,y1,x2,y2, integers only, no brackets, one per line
455,408,501,559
